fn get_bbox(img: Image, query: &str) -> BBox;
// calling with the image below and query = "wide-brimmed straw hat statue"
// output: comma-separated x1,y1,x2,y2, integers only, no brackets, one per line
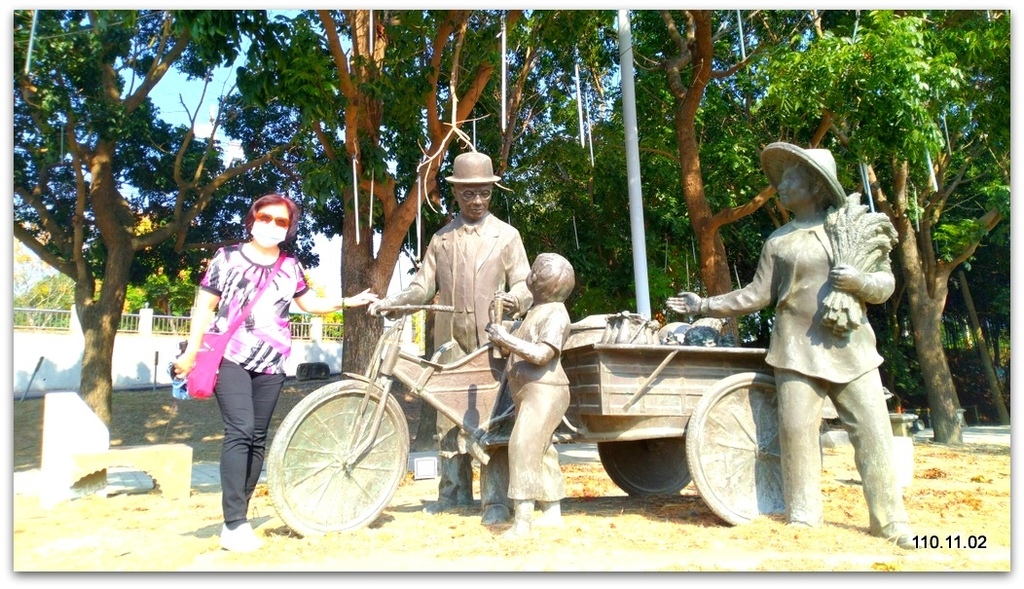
446,151,502,184
760,142,847,210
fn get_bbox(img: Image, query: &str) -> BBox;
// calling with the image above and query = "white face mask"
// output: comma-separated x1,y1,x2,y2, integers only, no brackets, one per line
250,224,288,248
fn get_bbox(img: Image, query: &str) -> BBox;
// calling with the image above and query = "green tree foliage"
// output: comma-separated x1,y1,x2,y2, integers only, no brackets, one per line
758,10,1010,441
123,269,199,315
12,10,287,423
14,274,77,310
229,10,625,373
11,9,1008,438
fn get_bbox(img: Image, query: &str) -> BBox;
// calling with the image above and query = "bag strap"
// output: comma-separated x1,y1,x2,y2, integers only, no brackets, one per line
222,254,286,337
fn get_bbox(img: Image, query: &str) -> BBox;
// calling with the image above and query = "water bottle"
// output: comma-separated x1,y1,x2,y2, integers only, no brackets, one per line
168,362,189,400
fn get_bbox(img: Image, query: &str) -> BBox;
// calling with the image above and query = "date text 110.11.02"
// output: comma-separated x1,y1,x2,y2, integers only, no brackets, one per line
912,535,987,549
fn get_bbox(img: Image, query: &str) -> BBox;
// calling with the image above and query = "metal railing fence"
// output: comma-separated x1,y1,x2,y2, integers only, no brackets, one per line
12,308,343,340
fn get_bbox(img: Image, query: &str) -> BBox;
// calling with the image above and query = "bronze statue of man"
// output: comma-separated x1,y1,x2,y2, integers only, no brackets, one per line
370,151,532,525
667,142,917,549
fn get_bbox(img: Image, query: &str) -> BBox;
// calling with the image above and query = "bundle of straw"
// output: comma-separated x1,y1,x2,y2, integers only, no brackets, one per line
821,193,898,338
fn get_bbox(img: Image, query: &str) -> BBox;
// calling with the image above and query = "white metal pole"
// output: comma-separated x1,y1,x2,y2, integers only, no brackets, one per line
859,161,875,213
618,10,651,317
736,11,746,60
585,96,595,167
501,15,507,132
575,63,585,147
925,149,939,192
24,11,38,75
352,157,360,243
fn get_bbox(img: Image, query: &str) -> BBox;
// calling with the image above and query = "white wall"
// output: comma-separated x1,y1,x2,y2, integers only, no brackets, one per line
12,319,423,399
11,331,344,398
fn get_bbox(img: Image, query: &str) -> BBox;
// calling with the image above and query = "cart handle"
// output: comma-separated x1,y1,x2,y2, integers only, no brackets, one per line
621,349,680,412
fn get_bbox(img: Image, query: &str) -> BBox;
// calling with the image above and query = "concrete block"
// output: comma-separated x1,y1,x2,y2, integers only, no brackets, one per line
819,429,851,448
72,444,193,499
39,391,192,507
40,392,110,507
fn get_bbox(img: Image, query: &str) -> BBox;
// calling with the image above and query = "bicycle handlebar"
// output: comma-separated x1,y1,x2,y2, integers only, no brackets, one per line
378,304,456,313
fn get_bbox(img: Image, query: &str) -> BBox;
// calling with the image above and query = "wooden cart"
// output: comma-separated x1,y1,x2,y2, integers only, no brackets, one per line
266,309,785,536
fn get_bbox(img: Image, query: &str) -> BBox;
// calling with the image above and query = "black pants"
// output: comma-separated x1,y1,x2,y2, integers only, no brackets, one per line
214,359,285,527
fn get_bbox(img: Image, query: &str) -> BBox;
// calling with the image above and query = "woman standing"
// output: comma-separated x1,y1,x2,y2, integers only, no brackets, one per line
174,193,378,552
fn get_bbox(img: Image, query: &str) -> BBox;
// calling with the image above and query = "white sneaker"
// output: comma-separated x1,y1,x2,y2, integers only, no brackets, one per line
220,522,264,552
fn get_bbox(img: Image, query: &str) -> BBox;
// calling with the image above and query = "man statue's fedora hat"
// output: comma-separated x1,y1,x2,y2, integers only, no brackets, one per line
761,142,847,209
446,151,501,184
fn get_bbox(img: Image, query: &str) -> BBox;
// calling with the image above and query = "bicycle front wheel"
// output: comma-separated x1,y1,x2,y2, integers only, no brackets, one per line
267,379,410,536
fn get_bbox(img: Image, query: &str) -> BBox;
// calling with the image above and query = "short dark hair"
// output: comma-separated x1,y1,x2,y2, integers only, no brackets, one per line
531,253,575,302
244,194,300,241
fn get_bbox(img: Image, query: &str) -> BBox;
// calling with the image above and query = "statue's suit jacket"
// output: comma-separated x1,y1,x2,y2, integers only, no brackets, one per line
390,213,533,357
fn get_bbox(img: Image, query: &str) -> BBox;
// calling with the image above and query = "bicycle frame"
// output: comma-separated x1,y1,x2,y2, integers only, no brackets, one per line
341,308,513,467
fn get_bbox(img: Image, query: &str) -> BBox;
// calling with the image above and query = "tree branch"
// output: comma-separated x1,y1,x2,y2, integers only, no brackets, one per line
938,208,1002,274
121,12,192,113
709,185,775,233
12,224,77,279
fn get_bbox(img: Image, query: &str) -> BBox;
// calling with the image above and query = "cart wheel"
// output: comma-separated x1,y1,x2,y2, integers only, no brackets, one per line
267,379,409,536
597,437,691,496
686,372,783,526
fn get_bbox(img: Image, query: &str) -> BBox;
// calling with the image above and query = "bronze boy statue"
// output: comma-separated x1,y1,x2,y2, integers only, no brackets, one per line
486,253,575,539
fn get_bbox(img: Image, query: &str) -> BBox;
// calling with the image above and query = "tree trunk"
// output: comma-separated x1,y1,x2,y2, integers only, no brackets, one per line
76,253,132,426
339,228,385,376
669,12,734,301
78,308,118,426
668,25,737,341
879,158,963,445
897,239,963,445
957,269,1010,424
77,148,136,426
329,9,492,376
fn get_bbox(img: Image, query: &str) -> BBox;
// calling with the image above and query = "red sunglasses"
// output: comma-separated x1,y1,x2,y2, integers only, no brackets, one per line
255,212,290,228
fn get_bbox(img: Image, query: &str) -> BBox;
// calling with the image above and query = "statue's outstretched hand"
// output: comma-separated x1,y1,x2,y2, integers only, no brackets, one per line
368,296,395,318
666,292,703,316
829,264,866,295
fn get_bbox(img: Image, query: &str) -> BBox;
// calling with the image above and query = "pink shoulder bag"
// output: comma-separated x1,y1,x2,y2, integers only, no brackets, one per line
187,255,284,399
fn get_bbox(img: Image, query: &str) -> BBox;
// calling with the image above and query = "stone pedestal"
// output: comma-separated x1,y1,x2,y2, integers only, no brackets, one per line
888,413,917,489
889,412,918,437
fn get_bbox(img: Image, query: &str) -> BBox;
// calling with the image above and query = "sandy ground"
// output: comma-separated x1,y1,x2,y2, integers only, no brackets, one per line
9,384,1015,577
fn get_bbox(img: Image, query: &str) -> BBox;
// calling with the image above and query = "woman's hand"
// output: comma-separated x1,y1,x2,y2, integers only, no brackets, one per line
172,350,197,378
296,287,380,315
344,288,380,309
